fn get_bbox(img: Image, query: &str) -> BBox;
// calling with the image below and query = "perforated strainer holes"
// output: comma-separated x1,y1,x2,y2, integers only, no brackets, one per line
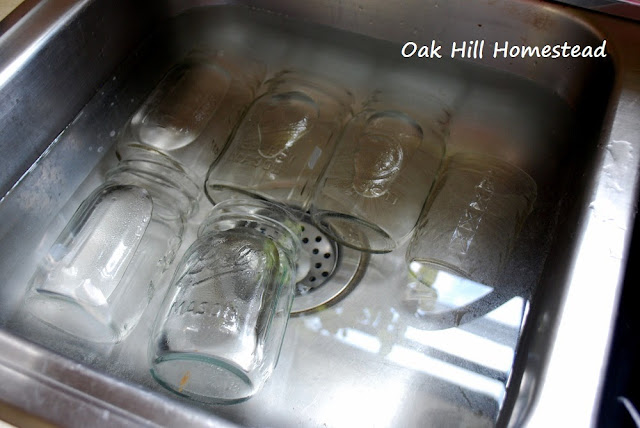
291,212,368,316
296,219,339,294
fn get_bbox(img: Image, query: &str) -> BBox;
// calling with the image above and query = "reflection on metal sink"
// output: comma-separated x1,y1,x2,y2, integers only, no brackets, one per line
0,0,638,426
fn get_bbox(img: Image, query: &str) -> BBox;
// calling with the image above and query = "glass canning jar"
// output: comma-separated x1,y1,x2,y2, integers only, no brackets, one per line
204,70,353,211
406,152,537,287
25,144,200,343
117,49,266,179
149,199,302,404
311,91,449,253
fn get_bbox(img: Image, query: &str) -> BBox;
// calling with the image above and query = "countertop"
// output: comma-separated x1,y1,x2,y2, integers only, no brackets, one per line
0,0,22,22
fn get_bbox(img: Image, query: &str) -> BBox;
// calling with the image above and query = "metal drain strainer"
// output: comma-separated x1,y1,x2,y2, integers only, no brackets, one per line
296,221,338,292
292,214,369,316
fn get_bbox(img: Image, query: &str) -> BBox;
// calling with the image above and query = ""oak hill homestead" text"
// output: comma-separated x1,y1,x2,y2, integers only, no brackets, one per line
401,40,607,59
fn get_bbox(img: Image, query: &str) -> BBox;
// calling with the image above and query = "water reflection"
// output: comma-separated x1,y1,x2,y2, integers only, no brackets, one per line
301,294,526,405
271,242,529,426
385,345,506,402
404,325,515,373
405,263,494,316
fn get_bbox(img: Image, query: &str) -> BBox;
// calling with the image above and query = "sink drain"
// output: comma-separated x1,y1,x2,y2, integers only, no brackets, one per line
292,214,368,316
296,221,338,293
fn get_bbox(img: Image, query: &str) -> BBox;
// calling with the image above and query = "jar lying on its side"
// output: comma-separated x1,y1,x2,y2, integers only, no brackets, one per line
118,49,266,178
25,144,200,343
204,70,353,210
149,199,303,404
311,90,449,253
406,152,537,287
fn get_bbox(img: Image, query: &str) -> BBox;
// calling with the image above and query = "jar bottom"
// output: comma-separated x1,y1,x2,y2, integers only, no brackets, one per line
151,352,258,404
312,210,395,253
26,290,123,343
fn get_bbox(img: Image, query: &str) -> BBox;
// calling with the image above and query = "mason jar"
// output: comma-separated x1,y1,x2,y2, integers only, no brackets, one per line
25,144,200,343
204,70,353,211
149,199,302,404
406,152,537,287
117,49,266,180
311,91,449,253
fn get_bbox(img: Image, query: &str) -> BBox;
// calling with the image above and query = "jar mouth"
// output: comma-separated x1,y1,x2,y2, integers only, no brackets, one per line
116,142,185,168
151,352,256,404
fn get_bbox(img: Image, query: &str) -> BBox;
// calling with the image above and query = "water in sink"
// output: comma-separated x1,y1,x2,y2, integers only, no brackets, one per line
0,5,588,427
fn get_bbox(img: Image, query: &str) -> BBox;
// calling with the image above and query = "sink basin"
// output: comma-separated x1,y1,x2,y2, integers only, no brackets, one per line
0,0,638,426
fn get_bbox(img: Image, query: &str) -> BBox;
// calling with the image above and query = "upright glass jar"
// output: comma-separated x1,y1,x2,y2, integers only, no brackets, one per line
149,199,302,404
204,70,353,210
25,145,200,343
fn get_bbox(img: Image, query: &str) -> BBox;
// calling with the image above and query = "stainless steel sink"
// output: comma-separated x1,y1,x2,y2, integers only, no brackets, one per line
0,0,638,426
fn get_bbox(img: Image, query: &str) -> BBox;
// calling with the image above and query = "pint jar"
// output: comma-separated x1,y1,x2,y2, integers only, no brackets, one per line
149,199,302,403
406,152,537,287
